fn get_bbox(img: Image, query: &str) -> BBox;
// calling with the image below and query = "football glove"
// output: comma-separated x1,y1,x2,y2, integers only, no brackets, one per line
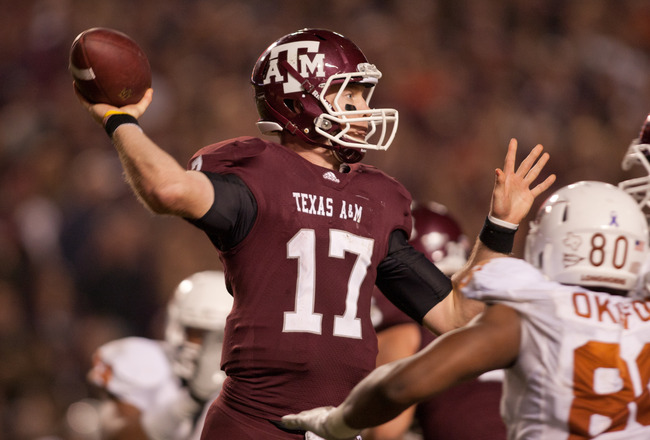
282,406,361,440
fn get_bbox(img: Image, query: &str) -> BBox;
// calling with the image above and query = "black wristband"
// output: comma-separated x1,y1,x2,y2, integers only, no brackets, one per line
104,113,139,138
479,216,517,254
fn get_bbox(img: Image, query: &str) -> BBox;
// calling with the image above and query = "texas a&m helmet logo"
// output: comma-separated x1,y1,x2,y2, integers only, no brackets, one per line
262,41,326,93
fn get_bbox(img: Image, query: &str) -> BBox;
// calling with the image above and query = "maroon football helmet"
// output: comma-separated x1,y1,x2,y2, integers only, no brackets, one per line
410,202,470,276
251,28,398,163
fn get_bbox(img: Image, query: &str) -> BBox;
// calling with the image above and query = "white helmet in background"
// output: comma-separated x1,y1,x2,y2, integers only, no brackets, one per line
165,270,233,385
619,113,650,218
525,181,648,293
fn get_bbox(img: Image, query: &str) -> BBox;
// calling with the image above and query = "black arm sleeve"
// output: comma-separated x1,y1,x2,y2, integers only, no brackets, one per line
376,229,453,324
186,172,257,251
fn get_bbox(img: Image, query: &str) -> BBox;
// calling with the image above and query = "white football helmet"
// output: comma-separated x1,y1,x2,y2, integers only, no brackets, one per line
525,181,648,292
618,114,650,218
165,271,233,385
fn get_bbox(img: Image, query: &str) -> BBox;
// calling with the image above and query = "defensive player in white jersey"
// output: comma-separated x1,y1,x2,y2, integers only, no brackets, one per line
282,180,650,439
68,271,233,440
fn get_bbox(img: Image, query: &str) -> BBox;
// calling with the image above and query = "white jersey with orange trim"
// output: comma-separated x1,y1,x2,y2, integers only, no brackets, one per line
89,337,212,440
461,257,650,440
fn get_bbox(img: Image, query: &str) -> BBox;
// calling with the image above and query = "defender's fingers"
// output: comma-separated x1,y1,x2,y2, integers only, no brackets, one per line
531,174,556,198
502,138,518,174
515,144,544,177
523,151,550,183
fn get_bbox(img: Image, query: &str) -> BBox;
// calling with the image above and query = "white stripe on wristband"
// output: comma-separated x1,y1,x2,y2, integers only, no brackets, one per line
487,214,518,230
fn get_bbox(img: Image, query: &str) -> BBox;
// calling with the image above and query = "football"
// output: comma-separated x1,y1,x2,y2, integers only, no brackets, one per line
69,27,151,106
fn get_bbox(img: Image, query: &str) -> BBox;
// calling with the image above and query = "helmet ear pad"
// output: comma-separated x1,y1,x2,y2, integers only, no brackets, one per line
539,243,554,277
264,92,367,163
283,98,302,115
255,89,330,143
285,96,329,141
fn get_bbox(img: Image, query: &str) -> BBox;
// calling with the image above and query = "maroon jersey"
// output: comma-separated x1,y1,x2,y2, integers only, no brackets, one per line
188,137,412,422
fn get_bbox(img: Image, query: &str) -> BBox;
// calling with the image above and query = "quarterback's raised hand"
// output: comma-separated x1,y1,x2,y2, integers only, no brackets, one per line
490,138,556,225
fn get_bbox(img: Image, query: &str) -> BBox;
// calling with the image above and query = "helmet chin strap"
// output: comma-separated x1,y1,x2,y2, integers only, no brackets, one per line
333,147,365,164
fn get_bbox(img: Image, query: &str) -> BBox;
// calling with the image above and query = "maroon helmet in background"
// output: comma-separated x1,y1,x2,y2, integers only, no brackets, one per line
251,28,398,163
410,201,470,276
394,204,505,439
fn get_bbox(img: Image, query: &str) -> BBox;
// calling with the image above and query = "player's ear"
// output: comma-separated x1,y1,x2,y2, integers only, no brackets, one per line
283,99,304,115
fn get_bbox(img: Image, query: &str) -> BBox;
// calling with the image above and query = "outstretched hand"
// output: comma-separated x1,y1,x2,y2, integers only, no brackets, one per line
73,84,154,125
282,406,361,440
490,139,556,225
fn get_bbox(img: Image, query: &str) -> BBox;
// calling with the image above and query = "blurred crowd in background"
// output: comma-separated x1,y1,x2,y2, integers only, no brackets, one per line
1,0,650,438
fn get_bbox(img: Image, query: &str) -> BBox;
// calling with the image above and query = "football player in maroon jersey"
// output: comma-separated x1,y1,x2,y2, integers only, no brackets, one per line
74,28,554,439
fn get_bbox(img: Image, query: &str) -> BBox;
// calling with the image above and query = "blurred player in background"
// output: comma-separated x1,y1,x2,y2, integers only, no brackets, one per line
74,27,554,438
283,180,650,439
368,202,505,440
66,270,233,440
619,113,650,217
618,113,650,300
